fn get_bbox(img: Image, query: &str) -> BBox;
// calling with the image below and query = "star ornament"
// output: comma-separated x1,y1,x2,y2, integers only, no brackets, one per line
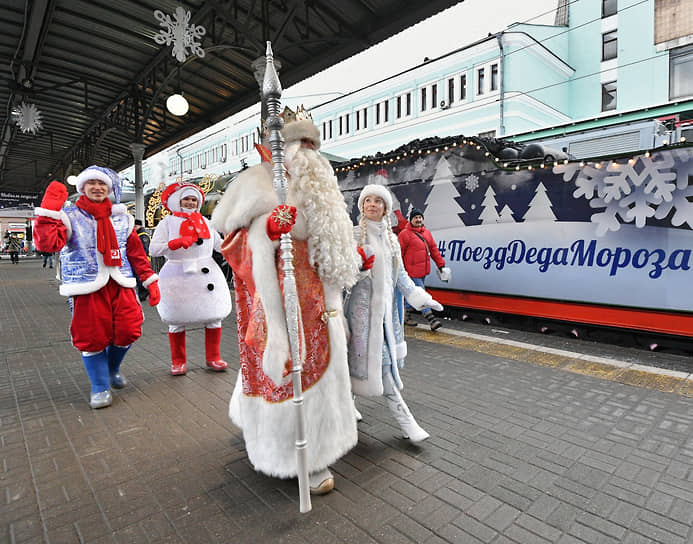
12,102,43,135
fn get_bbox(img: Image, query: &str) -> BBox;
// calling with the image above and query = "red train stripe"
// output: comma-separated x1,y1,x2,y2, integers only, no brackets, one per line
428,289,693,338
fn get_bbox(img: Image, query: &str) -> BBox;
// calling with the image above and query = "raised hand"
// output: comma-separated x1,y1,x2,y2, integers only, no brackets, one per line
266,205,297,241
40,181,68,211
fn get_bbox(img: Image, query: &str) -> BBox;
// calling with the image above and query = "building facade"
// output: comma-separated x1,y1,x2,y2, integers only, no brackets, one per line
122,0,693,184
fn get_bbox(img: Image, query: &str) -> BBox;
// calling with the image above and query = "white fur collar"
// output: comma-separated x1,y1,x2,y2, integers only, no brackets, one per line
211,163,277,235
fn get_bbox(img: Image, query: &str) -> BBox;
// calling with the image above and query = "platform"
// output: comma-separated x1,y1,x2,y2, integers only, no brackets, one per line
2,258,693,543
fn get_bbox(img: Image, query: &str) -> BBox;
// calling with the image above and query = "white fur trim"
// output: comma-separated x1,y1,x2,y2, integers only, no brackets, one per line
74,168,113,195
281,119,321,149
166,186,203,213
358,184,393,213
142,274,158,287
34,207,63,220
211,163,277,235
247,217,290,386
59,251,136,296
406,286,432,311
111,203,128,216
228,284,356,478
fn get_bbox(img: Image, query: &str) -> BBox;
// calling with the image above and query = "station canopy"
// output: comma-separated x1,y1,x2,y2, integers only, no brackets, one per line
0,0,461,194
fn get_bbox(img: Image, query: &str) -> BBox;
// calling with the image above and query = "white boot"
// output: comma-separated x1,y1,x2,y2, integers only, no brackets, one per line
383,373,429,443
353,395,363,422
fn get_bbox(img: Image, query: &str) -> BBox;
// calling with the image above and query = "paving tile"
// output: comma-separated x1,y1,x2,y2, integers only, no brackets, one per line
4,259,693,543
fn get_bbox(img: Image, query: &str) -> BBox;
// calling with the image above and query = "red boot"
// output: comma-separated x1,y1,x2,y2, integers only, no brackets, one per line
168,331,187,375
205,327,228,371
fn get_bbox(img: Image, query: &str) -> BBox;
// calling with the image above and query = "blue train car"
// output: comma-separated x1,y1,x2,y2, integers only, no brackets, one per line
335,137,693,338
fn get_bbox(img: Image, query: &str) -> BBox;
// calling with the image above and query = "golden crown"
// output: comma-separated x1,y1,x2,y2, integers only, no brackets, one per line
281,105,313,124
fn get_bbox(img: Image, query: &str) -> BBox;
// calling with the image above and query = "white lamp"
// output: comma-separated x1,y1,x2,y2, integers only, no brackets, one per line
166,92,189,116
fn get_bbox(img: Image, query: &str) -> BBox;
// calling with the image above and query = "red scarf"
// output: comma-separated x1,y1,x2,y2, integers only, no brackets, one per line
76,196,122,267
173,211,210,240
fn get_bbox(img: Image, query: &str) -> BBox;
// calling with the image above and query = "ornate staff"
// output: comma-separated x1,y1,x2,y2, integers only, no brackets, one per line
262,41,311,514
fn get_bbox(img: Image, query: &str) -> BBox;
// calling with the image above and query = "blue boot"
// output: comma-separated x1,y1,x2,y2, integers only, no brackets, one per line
107,345,130,389
81,351,112,409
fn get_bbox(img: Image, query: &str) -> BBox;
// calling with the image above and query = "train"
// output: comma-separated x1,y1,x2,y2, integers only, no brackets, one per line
333,134,693,340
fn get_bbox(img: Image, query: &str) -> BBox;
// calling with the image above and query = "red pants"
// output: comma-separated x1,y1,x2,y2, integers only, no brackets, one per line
70,279,143,352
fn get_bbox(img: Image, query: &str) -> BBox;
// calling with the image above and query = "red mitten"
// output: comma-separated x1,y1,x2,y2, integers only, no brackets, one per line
168,236,195,250
147,281,161,306
357,246,375,270
266,205,297,241
40,181,68,211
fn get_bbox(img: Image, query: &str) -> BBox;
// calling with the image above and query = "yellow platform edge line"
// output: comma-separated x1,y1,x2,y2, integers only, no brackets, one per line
405,327,693,397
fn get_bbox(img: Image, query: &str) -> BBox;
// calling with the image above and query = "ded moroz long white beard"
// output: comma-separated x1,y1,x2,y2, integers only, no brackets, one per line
287,146,359,289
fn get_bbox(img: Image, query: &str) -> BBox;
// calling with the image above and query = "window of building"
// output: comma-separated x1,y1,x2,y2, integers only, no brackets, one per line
448,78,455,105
477,68,485,95
460,74,467,100
421,87,427,112
220,144,227,162
601,80,617,111
602,0,617,18
431,84,438,109
323,122,327,141
490,64,499,91
602,30,617,61
394,91,412,118
345,114,349,134
670,44,693,99
375,100,389,125
328,120,333,139
362,108,367,129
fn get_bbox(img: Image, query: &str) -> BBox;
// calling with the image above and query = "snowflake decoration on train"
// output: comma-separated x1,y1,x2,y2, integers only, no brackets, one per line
153,6,206,63
414,157,427,175
554,148,693,236
465,173,479,192
12,102,42,135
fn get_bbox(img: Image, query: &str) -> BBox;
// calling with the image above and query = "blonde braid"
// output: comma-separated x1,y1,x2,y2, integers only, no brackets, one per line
359,210,367,247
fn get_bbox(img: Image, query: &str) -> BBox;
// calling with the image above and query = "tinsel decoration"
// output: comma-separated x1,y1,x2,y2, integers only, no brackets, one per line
12,102,43,135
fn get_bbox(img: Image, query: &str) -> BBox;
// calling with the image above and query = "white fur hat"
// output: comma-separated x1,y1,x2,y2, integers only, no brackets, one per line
280,106,321,149
358,184,393,213
67,165,123,202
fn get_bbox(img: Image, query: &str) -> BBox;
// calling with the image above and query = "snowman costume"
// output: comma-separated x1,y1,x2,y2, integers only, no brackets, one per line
150,182,232,374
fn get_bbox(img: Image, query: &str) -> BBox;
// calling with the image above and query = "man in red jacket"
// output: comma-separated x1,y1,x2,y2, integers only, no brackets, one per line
396,208,450,330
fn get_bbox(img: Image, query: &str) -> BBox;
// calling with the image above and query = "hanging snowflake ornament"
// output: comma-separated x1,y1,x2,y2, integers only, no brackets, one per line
153,5,206,63
11,102,42,135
